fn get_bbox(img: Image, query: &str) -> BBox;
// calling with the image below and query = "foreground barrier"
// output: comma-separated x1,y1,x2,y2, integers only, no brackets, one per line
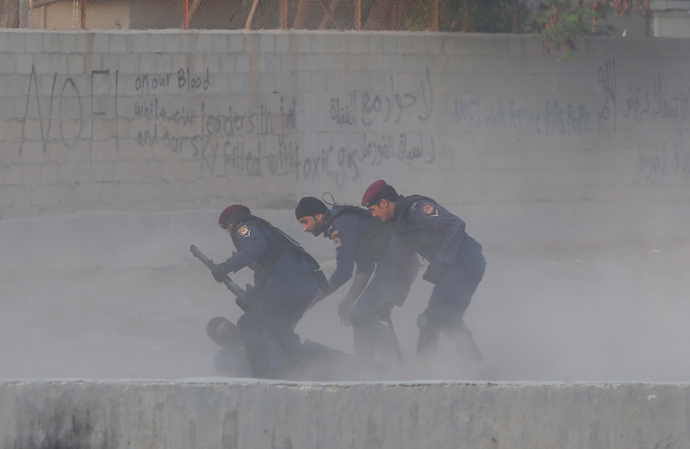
1,379,688,448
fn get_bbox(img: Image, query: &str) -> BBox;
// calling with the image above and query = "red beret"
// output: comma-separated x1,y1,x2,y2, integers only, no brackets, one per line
219,204,250,229
361,180,389,207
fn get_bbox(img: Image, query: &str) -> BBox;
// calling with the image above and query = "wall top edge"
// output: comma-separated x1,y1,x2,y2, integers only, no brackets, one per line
2,28,687,44
1,379,690,388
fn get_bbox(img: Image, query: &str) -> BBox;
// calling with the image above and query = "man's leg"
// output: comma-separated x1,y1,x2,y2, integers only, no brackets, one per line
418,255,485,359
349,274,397,360
236,308,273,378
262,272,319,374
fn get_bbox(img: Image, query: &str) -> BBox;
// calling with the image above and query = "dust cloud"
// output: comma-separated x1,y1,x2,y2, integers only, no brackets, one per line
1,209,689,382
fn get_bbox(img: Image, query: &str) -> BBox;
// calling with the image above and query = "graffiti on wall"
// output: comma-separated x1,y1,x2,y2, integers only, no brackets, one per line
453,59,689,137
20,65,119,156
301,68,436,188
634,133,690,183
14,56,690,192
453,96,592,136
18,64,299,179
600,58,690,184
453,58,690,185
132,67,298,178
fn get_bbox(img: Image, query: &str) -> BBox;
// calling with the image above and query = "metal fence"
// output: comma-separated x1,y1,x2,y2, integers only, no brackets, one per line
1,0,689,37
1,0,442,31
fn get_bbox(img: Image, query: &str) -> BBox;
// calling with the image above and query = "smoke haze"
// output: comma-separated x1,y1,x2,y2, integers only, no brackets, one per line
1,210,689,382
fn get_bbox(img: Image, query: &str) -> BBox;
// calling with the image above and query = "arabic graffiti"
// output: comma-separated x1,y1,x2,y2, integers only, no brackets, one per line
328,68,433,128
300,132,435,188
303,69,436,187
597,58,617,126
454,59,689,137
635,133,690,183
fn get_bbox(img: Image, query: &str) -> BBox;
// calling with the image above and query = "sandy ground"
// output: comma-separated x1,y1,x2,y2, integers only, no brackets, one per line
1,211,689,382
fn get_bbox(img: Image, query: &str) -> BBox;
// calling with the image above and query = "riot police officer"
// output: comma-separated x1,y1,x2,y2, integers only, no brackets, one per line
361,180,486,361
295,197,419,361
211,204,326,378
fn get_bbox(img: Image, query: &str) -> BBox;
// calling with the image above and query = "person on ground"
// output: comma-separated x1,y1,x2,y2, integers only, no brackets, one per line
206,316,286,378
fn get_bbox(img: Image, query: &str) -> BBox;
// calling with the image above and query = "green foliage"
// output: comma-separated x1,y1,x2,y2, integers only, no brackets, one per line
404,1,435,31
529,0,600,61
402,0,522,33
439,0,517,33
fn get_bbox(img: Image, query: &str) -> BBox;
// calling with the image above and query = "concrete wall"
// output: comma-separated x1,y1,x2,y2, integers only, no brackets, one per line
1,30,689,241
1,379,689,449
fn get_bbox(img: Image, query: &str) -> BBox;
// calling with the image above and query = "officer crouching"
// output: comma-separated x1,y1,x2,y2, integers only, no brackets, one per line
211,204,326,379
295,197,419,363
362,181,486,364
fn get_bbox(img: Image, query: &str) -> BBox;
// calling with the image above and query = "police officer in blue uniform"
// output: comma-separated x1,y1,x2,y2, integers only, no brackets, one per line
211,204,325,378
361,180,486,361
295,197,419,361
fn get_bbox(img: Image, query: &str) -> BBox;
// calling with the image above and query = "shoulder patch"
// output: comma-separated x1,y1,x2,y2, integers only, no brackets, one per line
331,230,342,247
333,235,342,248
237,224,251,237
422,203,439,217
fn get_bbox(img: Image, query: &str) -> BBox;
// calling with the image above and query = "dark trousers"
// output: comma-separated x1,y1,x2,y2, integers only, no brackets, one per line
418,253,486,358
349,262,419,359
237,272,319,378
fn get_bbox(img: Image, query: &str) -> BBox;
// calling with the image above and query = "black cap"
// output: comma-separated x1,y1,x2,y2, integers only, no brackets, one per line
295,197,328,220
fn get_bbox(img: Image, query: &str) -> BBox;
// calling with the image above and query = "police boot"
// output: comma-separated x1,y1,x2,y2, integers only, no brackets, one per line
277,339,308,380
416,312,440,357
444,317,484,364
353,321,391,359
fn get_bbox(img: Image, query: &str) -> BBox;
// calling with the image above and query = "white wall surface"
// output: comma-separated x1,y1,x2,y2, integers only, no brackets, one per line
1,30,689,242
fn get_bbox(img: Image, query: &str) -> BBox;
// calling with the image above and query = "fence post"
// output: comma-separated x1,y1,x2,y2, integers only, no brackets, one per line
513,0,520,33
355,0,361,30
81,0,86,29
433,0,438,31
279,0,287,29
184,0,189,29
245,0,260,29
19,0,30,28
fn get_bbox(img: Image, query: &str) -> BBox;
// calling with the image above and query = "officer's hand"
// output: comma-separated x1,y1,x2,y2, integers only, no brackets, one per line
211,262,231,283
337,297,356,327
422,262,448,284
377,300,394,322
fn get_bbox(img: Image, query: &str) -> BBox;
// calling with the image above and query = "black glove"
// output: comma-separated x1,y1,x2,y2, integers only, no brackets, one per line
422,262,448,284
211,262,231,283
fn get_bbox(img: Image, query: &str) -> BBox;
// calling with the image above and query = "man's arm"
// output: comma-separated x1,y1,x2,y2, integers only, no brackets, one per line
306,281,338,309
307,215,372,310
306,266,371,308
337,271,372,326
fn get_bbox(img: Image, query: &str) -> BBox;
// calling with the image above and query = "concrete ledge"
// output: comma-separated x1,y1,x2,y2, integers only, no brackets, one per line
1,379,689,449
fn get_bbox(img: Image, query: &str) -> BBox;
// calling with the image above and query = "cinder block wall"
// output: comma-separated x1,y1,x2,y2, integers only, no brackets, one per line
1,30,689,240
2,380,690,449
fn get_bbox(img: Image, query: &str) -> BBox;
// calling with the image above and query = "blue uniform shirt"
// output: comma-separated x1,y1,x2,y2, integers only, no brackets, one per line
406,199,482,265
225,218,318,281
326,212,377,290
